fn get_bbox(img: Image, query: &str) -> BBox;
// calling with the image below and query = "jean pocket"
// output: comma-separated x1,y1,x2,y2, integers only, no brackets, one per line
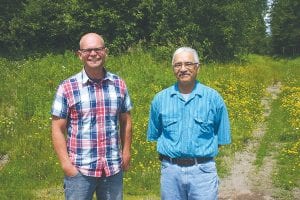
161,160,171,170
198,161,216,174
65,171,80,179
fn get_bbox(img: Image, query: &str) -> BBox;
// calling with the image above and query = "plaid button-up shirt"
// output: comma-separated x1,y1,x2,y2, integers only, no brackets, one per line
51,68,132,177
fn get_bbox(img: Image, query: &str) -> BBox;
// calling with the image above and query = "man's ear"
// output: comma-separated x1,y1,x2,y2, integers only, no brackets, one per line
105,48,109,57
196,64,200,73
76,51,84,61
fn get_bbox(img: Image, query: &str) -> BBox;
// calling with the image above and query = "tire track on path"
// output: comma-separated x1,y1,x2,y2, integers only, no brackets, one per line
218,82,282,200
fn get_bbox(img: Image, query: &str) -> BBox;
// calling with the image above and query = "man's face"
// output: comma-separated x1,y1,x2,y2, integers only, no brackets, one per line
78,34,107,70
173,51,199,84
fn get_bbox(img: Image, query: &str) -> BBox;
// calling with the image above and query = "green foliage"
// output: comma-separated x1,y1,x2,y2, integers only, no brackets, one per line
0,0,268,61
1,0,143,56
270,0,300,56
7,0,86,54
0,0,26,44
136,0,268,61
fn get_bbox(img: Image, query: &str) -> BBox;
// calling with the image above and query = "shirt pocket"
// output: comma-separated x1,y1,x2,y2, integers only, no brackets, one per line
162,116,180,142
193,116,214,137
69,100,91,121
106,95,122,116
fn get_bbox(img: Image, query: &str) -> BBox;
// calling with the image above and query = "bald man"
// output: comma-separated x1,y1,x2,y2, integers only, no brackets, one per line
51,33,132,200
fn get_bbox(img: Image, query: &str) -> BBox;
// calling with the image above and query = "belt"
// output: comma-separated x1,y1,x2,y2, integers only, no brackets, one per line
159,154,213,166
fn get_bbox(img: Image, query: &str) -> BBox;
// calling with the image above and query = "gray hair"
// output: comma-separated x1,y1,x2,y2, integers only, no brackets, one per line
172,47,199,65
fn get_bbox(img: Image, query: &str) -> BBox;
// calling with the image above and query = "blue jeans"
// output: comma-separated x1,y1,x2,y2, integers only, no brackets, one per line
64,171,123,200
161,160,218,200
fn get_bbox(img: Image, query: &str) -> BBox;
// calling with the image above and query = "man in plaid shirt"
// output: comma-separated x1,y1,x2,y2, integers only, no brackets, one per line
51,33,132,200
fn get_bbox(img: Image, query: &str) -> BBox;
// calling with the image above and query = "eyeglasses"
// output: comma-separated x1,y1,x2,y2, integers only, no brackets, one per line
79,47,106,55
173,62,198,70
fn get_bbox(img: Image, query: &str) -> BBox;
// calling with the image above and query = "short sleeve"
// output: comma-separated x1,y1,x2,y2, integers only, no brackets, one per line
147,97,161,141
216,97,231,145
120,83,133,113
51,84,68,118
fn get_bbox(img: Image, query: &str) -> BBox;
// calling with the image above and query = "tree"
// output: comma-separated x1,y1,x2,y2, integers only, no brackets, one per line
140,0,268,61
0,0,26,54
0,0,269,60
270,0,300,56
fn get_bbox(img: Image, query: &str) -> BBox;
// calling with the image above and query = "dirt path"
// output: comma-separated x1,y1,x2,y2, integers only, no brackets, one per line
218,82,282,200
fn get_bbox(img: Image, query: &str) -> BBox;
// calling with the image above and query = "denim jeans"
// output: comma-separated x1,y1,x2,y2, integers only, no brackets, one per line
64,171,123,200
161,159,218,200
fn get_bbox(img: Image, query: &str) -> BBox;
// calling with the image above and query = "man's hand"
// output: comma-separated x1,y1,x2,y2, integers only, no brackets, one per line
63,162,79,177
52,116,78,177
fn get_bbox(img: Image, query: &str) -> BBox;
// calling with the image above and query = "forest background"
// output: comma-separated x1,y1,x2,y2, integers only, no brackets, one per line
0,0,299,199
1,0,299,59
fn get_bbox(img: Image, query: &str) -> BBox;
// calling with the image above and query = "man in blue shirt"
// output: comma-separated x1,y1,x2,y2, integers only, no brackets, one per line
147,47,231,200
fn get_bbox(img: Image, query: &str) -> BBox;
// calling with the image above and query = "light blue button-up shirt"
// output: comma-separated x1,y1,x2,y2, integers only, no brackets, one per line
147,81,231,158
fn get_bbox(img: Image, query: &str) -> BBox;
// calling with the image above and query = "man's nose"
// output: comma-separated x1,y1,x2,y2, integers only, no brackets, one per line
179,65,188,71
89,49,98,55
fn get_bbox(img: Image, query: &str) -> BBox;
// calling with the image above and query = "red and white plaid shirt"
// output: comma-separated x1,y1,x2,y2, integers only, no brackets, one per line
51,68,132,177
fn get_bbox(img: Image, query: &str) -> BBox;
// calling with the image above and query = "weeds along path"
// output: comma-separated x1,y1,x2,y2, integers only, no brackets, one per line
218,82,282,200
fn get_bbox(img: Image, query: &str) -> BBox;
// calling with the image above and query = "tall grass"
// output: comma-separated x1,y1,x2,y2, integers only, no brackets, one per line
0,50,298,199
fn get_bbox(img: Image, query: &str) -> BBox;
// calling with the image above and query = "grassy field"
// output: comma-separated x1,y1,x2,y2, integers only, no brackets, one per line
0,49,299,199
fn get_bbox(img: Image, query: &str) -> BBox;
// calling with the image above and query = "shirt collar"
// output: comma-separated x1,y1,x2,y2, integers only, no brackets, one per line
170,81,203,97
81,67,114,84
